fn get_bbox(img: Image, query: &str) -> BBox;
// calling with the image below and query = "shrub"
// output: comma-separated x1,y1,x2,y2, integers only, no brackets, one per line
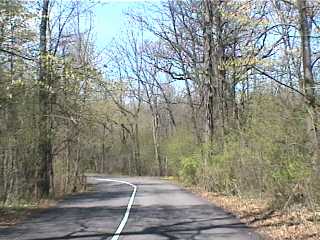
179,155,200,185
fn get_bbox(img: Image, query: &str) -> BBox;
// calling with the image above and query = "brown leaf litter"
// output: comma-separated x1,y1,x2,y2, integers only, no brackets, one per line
190,187,320,240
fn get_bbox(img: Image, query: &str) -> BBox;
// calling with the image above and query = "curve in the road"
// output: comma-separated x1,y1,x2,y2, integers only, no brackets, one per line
95,178,137,240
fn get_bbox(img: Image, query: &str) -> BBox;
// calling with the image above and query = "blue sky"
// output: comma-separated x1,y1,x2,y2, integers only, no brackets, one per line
92,0,159,50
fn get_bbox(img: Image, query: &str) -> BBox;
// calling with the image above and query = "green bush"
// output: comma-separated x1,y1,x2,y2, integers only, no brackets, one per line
163,129,198,175
179,155,200,185
194,94,316,207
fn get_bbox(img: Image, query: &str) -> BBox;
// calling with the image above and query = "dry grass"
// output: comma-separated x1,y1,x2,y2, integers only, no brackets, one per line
0,199,56,228
0,207,31,227
190,187,320,240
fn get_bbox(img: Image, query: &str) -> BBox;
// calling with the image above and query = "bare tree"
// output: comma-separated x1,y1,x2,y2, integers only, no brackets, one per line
37,0,51,198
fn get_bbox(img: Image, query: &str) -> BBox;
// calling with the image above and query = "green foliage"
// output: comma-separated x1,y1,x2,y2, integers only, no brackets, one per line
162,128,198,175
1,0,320,212
182,94,316,207
179,155,200,185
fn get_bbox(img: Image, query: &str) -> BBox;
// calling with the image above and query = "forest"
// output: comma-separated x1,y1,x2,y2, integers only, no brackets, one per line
0,0,320,216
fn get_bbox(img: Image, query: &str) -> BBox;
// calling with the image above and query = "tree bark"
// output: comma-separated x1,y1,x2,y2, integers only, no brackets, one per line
152,110,164,176
37,0,52,199
297,0,320,170
133,121,142,176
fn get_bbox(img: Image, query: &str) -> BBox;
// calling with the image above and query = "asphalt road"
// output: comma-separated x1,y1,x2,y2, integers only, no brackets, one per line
0,177,262,240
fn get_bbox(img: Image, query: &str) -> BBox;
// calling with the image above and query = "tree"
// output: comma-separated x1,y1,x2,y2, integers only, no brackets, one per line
297,0,320,171
37,0,51,198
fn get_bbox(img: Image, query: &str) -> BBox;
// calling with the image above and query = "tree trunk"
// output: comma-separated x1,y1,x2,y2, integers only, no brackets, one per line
37,0,52,199
152,110,164,176
203,0,226,148
297,0,320,170
101,124,106,173
133,121,142,176
184,79,202,145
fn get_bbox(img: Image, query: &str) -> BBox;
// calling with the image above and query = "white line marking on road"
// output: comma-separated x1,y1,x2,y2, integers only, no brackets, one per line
95,178,137,240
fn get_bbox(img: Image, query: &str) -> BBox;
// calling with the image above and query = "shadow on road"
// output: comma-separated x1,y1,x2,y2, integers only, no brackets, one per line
0,204,260,240
0,178,261,240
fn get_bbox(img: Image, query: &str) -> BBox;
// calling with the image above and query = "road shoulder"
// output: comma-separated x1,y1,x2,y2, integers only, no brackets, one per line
186,185,320,240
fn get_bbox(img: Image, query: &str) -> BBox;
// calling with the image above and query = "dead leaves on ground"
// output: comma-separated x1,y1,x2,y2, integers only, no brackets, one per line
190,187,320,240
0,199,56,228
